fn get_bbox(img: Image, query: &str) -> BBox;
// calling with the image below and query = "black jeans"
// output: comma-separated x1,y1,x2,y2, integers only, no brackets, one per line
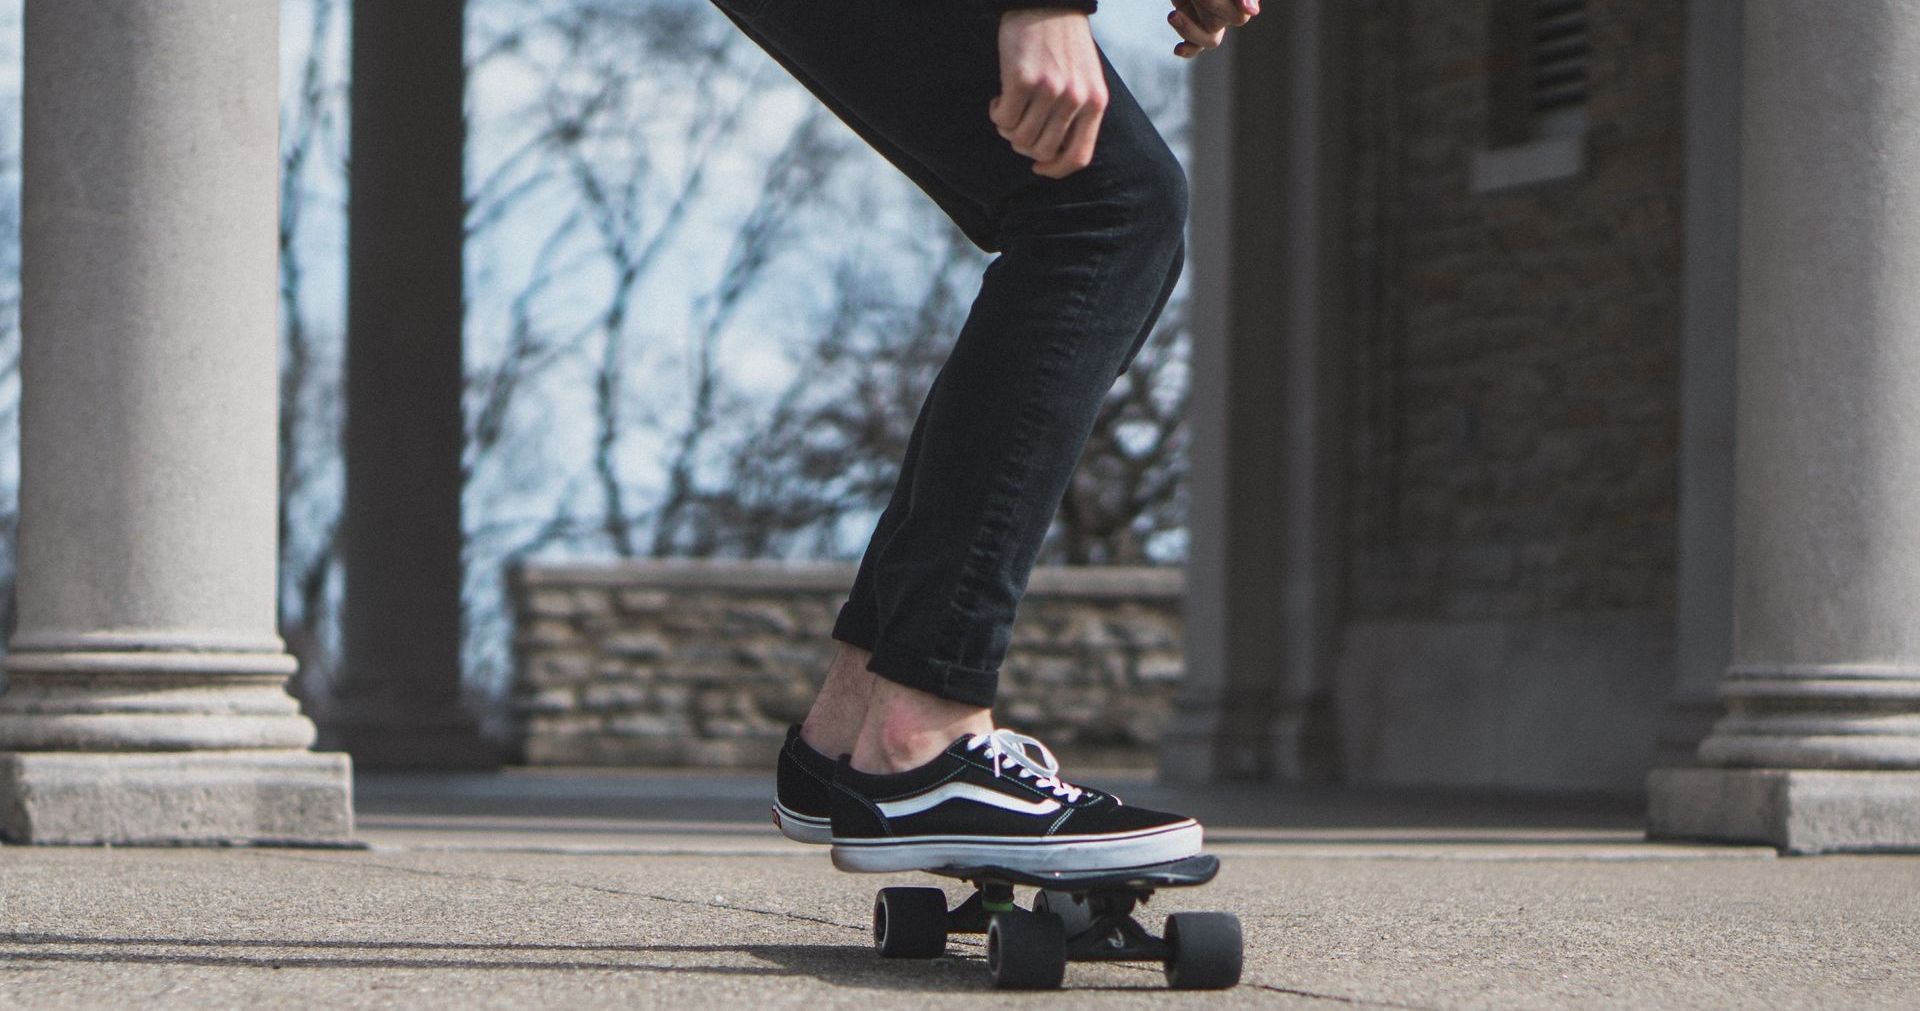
712,0,1188,708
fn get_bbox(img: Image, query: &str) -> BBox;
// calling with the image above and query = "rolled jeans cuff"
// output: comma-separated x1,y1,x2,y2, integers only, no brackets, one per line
830,598,880,653
866,637,1000,709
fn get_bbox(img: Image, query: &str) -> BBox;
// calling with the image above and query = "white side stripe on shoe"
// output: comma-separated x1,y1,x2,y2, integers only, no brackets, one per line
875,782,1064,819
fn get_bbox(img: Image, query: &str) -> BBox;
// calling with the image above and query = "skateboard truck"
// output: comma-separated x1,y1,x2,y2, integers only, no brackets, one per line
868,854,1242,990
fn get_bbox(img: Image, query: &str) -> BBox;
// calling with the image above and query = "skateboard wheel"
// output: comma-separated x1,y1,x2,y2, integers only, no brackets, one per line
873,887,948,958
1032,889,1093,937
987,909,1066,990
1163,911,1243,990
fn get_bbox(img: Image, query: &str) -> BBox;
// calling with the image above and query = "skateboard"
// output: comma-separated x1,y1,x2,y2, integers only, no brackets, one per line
867,853,1242,990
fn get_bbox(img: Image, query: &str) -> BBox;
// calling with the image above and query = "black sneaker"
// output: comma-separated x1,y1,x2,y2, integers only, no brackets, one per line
772,724,837,844
828,729,1202,873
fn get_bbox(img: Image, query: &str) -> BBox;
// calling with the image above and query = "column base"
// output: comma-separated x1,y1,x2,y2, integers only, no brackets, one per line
0,750,353,845
1647,767,1920,854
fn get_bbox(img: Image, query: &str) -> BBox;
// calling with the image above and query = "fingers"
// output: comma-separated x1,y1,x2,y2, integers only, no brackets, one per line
989,90,1029,137
994,75,1107,171
1186,0,1257,30
1168,0,1257,58
1168,4,1227,58
1034,103,1105,179
993,11,1107,177
1025,100,1079,168
1003,88,1058,154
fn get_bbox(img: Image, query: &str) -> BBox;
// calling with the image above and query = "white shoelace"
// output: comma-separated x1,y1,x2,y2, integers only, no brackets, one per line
965,728,1086,803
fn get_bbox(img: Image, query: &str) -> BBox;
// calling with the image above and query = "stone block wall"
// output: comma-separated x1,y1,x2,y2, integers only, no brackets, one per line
1346,0,1685,622
1331,0,1687,791
509,560,1184,769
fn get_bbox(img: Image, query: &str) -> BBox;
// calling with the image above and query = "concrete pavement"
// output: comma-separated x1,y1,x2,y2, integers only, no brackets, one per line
1,770,1915,1009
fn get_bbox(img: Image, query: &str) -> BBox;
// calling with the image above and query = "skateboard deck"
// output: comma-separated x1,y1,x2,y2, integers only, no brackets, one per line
924,853,1221,891
866,853,1241,990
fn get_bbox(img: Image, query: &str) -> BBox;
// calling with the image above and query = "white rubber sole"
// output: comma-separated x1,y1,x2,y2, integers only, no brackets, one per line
829,820,1203,874
771,803,833,845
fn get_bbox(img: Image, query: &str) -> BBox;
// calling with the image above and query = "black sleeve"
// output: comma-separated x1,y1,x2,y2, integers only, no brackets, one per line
985,1,1098,15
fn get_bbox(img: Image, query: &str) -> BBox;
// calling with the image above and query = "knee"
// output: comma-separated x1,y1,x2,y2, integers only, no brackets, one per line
997,140,1189,256
1085,141,1188,259
1129,145,1190,255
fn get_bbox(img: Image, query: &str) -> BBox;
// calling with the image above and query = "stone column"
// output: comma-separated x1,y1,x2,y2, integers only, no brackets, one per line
1647,0,1920,853
1160,4,1348,782
1653,0,1741,766
0,0,351,844
325,0,495,768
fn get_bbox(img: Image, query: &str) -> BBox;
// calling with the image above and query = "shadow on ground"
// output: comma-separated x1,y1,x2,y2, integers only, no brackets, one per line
0,932,1197,994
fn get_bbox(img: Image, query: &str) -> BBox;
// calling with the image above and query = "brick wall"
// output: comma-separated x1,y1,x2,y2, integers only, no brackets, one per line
1346,0,1685,621
509,560,1184,769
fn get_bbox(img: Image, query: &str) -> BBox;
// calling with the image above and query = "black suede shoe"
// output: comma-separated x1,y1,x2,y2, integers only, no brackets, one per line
773,724,837,844
829,729,1202,873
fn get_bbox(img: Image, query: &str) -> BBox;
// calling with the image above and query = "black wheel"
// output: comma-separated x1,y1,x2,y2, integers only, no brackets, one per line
1033,889,1093,937
1163,911,1243,990
986,909,1066,990
873,887,949,958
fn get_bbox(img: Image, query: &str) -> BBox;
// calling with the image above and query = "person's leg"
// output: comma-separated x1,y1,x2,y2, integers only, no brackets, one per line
714,1,1186,760
726,0,1203,870
845,77,1187,775
820,234,1183,769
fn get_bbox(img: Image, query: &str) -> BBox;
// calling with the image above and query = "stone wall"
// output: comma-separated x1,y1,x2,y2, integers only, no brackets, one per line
1346,0,1685,622
509,560,1184,769
1333,0,1687,792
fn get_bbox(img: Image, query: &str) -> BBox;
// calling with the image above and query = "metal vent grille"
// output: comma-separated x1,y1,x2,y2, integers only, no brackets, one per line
1529,0,1589,121
1489,0,1590,147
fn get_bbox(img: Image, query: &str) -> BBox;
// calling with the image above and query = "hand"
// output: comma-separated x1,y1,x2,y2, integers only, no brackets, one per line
991,10,1109,179
1168,0,1260,59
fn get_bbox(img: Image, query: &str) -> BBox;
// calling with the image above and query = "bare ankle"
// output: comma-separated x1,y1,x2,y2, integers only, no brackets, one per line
799,642,874,757
850,678,993,774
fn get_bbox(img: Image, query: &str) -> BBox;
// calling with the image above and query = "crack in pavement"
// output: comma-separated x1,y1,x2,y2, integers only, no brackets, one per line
1251,982,1438,1009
